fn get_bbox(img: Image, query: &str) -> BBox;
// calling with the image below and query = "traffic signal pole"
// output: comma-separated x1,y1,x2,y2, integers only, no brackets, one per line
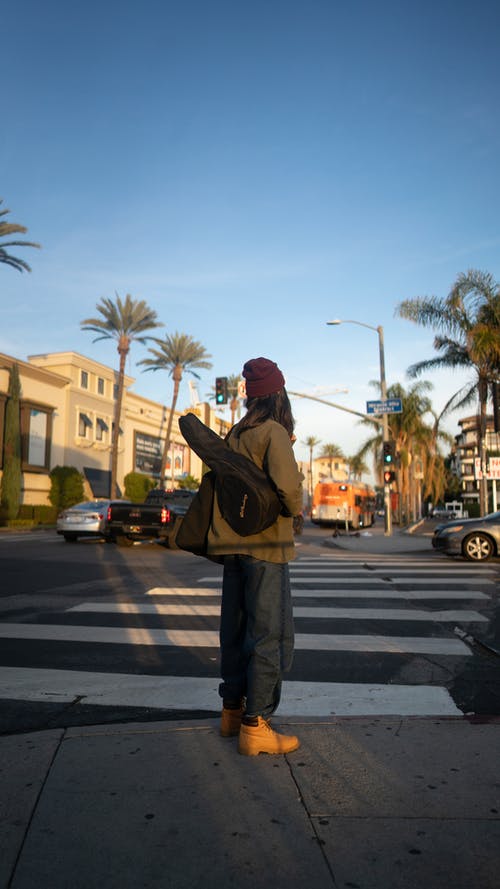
377,325,392,536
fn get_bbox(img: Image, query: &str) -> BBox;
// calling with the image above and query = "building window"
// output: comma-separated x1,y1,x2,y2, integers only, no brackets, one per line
78,412,93,438
113,383,119,400
97,377,105,395
81,370,89,389
96,417,109,441
20,402,53,471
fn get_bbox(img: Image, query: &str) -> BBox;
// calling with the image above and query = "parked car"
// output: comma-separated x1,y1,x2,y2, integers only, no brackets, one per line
432,510,500,561
56,499,128,542
106,488,196,547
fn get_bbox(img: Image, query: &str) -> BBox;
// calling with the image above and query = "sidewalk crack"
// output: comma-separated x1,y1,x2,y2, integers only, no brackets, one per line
7,728,66,888
285,756,338,886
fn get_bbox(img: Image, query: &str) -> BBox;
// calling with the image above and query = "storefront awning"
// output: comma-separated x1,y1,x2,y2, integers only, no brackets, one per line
83,467,121,498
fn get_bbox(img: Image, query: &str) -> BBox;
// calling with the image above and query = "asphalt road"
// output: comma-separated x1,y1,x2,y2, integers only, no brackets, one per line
0,523,499,734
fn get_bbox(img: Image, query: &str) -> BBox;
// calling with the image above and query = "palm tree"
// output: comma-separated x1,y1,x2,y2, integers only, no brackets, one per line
138,332,212,486
0,200,40,272
346,452,368,481
397,269,500,515
81,294,162,498
226,374,242,426
320,442,345,478
302,435,321,502
357,380,446,523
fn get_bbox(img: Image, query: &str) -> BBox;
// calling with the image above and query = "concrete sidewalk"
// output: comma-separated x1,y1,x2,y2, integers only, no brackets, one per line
1,716,499,889
323,522,434,556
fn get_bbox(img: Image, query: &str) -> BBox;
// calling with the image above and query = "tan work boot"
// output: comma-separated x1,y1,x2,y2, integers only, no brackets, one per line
220,706,244,737
238,717,300,756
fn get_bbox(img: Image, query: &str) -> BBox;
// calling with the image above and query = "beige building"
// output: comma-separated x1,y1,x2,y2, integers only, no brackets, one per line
453,414,500,509
300,453,350,505
0,350,227,505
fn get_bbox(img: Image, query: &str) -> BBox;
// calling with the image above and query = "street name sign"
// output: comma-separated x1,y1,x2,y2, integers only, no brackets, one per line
366,398,403,415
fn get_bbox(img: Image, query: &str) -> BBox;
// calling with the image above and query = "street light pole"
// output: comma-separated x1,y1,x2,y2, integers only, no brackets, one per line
327,318,392,536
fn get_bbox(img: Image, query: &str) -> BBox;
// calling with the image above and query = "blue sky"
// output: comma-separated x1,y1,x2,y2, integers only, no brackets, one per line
2,0,500,471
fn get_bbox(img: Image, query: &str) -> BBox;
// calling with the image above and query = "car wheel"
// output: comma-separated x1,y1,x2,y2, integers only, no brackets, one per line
63,533,78,542
115,534,134,547
462,533,495,561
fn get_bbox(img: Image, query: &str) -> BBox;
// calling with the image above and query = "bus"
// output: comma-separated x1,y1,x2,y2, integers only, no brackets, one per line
311,479,376,529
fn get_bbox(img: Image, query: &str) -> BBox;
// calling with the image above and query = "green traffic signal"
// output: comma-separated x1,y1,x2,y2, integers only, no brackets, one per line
215,376,228,404
383,441,395,464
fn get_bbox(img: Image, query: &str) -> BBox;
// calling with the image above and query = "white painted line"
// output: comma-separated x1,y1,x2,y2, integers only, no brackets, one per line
291,567,493,575
292,577,494,585
69,602,222,616
0,623,471,655
68,602,486,623
294,607,487,622
148,587,222,597
147,586,489,600
279,680,463,716
0,623,220,647
0,667,462,716
200,574,494,586
298,558,495,569
294,633,470,655
0,667,219,708
0,533,60,543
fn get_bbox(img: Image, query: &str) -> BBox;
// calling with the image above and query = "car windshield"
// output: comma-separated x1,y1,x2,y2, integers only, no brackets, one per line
485,510,500,521
68,501,109,512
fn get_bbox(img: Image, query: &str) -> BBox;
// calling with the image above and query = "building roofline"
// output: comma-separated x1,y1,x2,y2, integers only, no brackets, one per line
28,351,135,385
0,352,70,388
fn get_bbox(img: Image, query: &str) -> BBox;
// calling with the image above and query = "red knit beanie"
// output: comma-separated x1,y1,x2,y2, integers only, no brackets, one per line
242,357,285,398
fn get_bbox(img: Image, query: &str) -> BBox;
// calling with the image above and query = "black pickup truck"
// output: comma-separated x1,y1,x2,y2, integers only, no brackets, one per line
106,488,196,547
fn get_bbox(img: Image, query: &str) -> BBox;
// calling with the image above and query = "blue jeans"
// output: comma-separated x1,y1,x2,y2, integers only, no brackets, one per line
219,555,294,718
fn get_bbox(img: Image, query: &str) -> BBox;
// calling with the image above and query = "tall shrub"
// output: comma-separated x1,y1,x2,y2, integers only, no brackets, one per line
1,364,22,520
49,466,85,511
124,471,156,502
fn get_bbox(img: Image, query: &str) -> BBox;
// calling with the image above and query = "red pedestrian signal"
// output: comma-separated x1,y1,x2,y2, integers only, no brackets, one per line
383,470,395,484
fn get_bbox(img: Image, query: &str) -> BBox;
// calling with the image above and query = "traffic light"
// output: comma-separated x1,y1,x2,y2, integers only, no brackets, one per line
383,441,396,465
215,376,228,405
383,469,395,484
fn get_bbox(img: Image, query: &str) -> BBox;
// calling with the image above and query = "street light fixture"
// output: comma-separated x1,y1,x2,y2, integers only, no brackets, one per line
327,318,392,536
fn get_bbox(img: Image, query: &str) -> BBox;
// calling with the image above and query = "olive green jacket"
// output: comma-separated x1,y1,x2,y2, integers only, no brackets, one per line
206,419,304,563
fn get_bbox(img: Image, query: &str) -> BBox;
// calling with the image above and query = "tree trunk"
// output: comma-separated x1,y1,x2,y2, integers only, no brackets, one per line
111,343,128,499
1,364,22,520
478,378,489,516
161,366,182,487
229,396,238,426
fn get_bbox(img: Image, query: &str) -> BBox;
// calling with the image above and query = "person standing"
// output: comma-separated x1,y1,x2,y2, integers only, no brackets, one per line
207,357,304,755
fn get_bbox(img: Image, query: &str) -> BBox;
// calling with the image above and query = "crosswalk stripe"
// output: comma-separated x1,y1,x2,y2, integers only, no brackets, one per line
296,558,495,569
199,575,493,586
146,585,489,600
0,622,471,655
290,588,490,599
293,577,493,585
0,666,462,716
148,587,222,597
67,601,487,623
291,567,492,575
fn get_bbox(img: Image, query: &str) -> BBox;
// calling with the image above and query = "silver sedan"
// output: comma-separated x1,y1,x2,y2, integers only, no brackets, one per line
432,510,500,561
56,500,115,542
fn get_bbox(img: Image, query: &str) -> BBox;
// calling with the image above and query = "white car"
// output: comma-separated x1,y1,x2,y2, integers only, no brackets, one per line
56,499,118,542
